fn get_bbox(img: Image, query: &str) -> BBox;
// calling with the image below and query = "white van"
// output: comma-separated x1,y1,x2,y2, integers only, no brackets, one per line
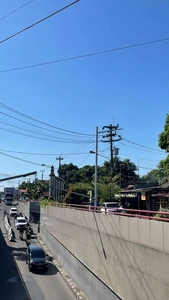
100,202,123,214
9,207,17,216
15,217,27,230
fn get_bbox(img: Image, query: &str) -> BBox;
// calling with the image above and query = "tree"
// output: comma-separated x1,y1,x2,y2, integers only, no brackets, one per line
59,163,79,183
158,113,169,152
140,169,159,186
64,183,92,204
98,174,120,203
19,179,49,199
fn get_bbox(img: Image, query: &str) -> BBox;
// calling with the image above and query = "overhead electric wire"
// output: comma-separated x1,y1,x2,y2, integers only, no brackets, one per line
0,102,93,136
120,152,162,162
78,154,91,167
0,0,80,44
0,111,93,138
122,142,166,155
0,151,45,166
1,36,169,73
0,125,94,144
0,1,34,21
123,138,165,153
0,117,93,143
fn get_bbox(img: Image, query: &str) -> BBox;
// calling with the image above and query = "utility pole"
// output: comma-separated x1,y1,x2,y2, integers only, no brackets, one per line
40,170,45,181
102,124,122,200
102,124,122,176
56,156,63,176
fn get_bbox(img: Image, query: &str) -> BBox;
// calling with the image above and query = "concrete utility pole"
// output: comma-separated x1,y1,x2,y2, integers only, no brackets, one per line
40,170,45,181
102,124,122,177
102,124,122,200
56,156,63,176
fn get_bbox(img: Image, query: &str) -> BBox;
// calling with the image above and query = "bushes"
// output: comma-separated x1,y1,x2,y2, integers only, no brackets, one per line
40,199,66,207
154,207,169,219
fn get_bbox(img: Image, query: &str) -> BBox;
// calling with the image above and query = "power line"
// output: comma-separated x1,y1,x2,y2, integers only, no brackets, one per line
0,151,46,166
0,0,80,45
0,125,94,143
122,142,166,155
0,1,34,22
120,152,162,162
0,118,93,143
1,36,169,73
0,102,93,136
0,110,94,138
0,149,95,156
123,138,165,153
78,153,91,167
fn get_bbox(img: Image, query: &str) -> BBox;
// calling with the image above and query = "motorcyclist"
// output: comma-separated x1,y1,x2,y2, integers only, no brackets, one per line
26,232,31,240
19,229,24,239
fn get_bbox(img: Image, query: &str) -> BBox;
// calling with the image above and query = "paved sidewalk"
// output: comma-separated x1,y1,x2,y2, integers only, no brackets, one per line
30,222,89,300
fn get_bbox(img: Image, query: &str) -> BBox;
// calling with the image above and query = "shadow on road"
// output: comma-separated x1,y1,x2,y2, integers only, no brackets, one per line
30,263,59,275
0,228,31,300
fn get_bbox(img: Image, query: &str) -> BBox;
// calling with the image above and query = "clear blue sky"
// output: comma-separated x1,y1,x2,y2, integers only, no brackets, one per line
0,0,168,189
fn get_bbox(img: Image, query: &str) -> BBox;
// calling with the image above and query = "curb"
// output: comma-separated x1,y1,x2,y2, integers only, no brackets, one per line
37,235,89,300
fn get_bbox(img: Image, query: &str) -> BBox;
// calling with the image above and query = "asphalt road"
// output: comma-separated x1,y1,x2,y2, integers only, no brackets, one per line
0,203,78,300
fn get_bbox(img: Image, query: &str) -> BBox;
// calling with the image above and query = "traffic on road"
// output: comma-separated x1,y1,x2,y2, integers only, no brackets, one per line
0,201,78,300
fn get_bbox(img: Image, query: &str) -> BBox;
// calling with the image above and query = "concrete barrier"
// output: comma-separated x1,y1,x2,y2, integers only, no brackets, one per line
4,214,15,241
40,206,169,300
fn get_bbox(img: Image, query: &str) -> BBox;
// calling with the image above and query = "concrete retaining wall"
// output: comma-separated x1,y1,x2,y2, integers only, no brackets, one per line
18,201,30,219
18,201,40,223
40,206,169,300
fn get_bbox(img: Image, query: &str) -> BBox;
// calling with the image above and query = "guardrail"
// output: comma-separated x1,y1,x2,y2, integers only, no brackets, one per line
17,200,169,222
49,202,169,222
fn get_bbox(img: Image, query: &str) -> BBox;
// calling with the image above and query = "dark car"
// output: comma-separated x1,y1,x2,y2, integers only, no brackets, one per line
26,245,49,272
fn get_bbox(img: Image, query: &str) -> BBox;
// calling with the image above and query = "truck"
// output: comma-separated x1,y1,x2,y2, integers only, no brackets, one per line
4,187,14,205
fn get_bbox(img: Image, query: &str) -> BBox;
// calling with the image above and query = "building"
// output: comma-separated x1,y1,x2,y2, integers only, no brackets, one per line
120,182,169,211
49,165,65,202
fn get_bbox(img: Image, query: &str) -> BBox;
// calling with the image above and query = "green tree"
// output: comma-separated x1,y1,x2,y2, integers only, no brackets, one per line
64,182,92,204
140,169,159,185
59,163,79,183
19,179,49,199
98,174,120,203
158,113,169,152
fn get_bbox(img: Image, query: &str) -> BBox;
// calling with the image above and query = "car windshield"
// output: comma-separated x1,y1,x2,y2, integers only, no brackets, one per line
11,209,17,211
31,249,45,258
107,203,119,208
18,219,26,223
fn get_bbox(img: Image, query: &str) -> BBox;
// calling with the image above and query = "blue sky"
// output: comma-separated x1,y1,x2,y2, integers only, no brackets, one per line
0,0,169,189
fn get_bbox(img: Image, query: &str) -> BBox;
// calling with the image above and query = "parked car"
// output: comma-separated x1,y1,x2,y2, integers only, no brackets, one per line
15,217,28,230
9,207,18,217
26,245,49,272
100,202,123,214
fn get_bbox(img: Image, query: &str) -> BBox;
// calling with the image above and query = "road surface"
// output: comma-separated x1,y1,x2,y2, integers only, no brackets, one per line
0,202,78,300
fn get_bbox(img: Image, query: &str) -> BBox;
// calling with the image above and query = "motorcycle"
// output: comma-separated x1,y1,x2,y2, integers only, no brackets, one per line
26,238,31,246
26,225,34,235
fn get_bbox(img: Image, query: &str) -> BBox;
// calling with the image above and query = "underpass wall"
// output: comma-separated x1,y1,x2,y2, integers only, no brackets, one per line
18,201,30,219
18,201,40,223
40,206,169,300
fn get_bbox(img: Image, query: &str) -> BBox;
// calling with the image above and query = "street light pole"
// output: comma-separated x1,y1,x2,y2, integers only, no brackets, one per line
40,170,45,181
94,126,98,209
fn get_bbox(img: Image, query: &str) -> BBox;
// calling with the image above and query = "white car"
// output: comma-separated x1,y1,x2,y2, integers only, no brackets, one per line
9,207,18,217
100,202,123,214
15,217,28,230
